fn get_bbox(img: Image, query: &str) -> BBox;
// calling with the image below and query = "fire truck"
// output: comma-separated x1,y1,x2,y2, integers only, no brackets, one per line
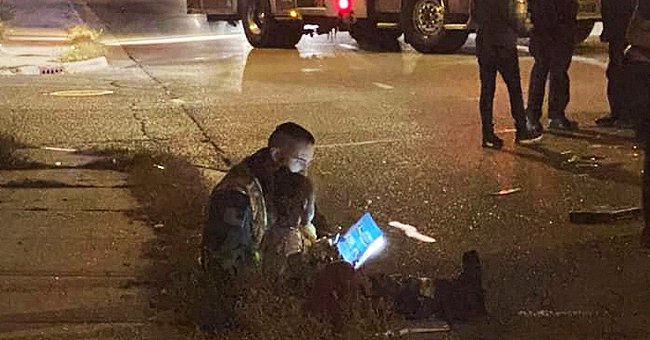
187,0,601,53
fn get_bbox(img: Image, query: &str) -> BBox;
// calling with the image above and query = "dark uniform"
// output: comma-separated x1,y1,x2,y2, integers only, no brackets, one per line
596,0,636,127
526,0,579,131
472,0,540,148
624,1,650,247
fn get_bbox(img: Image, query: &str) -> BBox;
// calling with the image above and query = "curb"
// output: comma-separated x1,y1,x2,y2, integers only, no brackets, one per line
0,0,113,76
0,56,108,75
72,0,134,66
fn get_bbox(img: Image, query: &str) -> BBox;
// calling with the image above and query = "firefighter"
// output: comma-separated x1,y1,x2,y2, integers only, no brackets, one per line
526,0,580,132
199,122,316,332
201,122,316,275
596,0,636,128
624,1,650,247
471,0,542,149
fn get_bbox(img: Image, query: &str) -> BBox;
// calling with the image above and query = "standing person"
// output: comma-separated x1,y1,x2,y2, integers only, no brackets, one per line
596,0,636,128
471,0,542,149
624,1,650,247
526,0,580,132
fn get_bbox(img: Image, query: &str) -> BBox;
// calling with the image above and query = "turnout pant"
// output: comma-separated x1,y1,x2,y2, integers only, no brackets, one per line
625,61,650,246
477,45,527,134
527,35,575,121
607,40,629,119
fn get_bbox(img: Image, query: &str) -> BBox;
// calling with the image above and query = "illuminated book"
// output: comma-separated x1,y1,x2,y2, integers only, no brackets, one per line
336,213,386,269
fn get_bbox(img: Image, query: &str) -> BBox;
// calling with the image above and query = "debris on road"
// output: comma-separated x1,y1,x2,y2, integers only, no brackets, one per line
569,207,642,224
388,221,436,243
575,163,600,169
373,82,394,90
565,155,579,164
153,223,165,230
48,89,114,97
154,164,165,170
561,152,605,169
580,155,606,161
490,188,522,196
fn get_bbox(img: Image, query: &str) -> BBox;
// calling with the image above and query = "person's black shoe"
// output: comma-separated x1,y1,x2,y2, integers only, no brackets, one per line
482,134,504,150
595,115,618,127
515,129,543,145
548,118,579,131
526,119,544,135
613,118,635,129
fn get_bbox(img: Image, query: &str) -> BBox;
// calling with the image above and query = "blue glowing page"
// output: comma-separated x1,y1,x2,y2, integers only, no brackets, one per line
336,213,386,269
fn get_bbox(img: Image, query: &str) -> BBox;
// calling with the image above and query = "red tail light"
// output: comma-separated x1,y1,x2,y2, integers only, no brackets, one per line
337,0,351,13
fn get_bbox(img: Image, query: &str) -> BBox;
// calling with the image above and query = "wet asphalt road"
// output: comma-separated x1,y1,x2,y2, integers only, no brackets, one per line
1,0,648,337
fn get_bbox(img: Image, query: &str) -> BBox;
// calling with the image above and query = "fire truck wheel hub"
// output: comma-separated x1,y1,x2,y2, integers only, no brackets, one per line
413,0,444,36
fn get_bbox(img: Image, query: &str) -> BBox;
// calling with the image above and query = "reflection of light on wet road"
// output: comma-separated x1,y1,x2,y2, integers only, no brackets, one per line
388,221,436,243
570,55,607,69
102,34,241,46
515,45,606,69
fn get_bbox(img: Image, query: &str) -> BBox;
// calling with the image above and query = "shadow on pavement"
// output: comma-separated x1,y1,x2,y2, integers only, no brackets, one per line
502,144,641,187
125,153,208,338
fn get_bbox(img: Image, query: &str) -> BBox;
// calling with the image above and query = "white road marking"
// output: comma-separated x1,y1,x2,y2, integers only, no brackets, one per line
102,34,241,46
42,146,77,152
48,90,114,97
317,137,422,148
373,82,395,90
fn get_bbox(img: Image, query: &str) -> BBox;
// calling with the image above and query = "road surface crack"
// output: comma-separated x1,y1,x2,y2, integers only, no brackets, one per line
123,54,233,167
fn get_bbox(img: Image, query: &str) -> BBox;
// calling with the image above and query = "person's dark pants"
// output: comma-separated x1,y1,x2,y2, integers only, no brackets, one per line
527,35,575,122
478,46,527,135
644,147,650,247
607,40,629,119
624,61,650,246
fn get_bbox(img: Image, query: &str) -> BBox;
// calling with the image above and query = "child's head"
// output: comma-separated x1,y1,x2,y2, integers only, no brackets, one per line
270,167,314,229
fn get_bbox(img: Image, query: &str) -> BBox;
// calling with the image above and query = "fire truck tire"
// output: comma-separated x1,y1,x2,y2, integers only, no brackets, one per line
241,0,304,48
430,31,468,53
574,20,595,45
350,19,402,52
270,21,304,47
401,0,468,54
